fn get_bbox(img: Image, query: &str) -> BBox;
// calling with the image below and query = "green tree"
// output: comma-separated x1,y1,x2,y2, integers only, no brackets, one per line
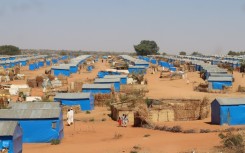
179,51,186,55
0,45,21,55
191,52,202,56
134,40,159,56
162,52,167,56
228,51,238,56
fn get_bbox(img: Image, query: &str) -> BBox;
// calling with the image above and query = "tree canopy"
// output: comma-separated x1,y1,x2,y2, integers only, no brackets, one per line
179,51,186,55
191,52,202,56
134,40,159,56
0,45,21,55
228,50,245,56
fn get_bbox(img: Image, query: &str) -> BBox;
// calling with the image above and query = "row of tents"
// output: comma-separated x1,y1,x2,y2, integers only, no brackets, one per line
51,55,91,77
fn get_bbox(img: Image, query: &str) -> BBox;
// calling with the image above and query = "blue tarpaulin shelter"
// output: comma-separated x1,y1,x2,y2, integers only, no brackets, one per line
211,98,245,125
38,61,44,67
104,75,127,84
82,84,113,94
128,66,146,74
150,59,157,64
208,77,232,90
29,63,36,71
97,71,121,78
54,93,94,111
0,109,64,143
94,78,121,92
52,66,70,77
46,61,51,66
0,121,22,153
20,60,27,66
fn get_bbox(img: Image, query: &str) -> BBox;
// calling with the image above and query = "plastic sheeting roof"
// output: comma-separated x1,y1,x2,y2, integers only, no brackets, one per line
9,102,60,110
215,98,245,105
82,84,112,89
0,121,18,136
0,109,61,119
54,92,91,99
208,76,232,82
94,78,120,83
104,75,127,79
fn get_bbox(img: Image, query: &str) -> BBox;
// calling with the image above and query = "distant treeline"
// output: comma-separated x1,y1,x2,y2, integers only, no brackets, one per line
227,51,245,56
0,45,21,55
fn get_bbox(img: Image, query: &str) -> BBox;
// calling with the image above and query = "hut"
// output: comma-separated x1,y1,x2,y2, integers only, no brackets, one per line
54,93,94,111
128,66,146,74
104,75,127,84
82,84,113,94
208,77,232,90
46,60,51,66
38,61,44,67
211,98,245,125
52,59,58,64
51,65,70,77
19,59,27,66
0,121,22,153
150,59,157,64
28,63,36,71
0,109,64,143
94,78,121,92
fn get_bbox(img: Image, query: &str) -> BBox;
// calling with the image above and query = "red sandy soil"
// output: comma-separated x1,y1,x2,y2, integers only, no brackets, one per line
24,107,220,153
5,59,245,153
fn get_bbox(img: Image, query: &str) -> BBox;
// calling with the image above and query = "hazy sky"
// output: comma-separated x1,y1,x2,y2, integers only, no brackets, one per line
0,0,245,54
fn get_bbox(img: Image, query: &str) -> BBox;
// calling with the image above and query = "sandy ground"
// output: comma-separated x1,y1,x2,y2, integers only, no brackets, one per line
24,107,221,153
5,59,245,153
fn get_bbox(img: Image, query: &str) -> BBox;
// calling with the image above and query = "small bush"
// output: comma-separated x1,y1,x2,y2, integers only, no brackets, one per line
130,151,138,153
89,118,95,122
133,145,141,150
183,129,196,133
114,133,123,139
218,132,244,152
225,127,236,132
171,126,182,133
85,111,91,114
50,139,60,145
101,118,106,122
144,134,151,137
200,129,211,133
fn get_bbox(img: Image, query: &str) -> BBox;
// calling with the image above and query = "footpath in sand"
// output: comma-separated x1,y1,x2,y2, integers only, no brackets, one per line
21,61,241,153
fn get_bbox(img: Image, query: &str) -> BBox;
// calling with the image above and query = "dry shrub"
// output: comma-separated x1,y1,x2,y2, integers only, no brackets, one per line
48,74,55,81
134,104,153,127
183,129,196,133
170,125,182,133
113,132,123,139
27,78,37,88
200,129,211,133
94,94,115,107
199,96,209,119
238,85,245,92
218,132,245,153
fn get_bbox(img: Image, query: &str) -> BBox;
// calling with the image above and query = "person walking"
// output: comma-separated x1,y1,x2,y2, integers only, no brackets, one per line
121,114,125,127
70,107,74,125
123,115,129,127
67,109,72,126
118,116,122,127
